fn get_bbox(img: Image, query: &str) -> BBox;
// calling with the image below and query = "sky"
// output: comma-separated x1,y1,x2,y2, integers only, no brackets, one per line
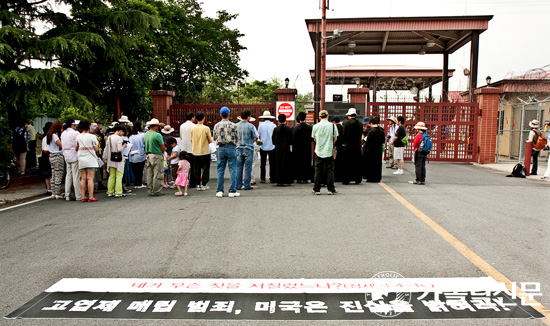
200,0,550,100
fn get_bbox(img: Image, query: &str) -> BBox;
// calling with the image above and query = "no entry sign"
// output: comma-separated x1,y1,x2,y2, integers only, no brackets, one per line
276,101,295,121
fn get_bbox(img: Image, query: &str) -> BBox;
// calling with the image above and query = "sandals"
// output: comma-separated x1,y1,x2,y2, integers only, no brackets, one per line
88,197,98,202
175,192,183,196
82,198,89,202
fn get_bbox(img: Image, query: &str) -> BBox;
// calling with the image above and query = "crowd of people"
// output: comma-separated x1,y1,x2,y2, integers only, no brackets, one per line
8,107,445,201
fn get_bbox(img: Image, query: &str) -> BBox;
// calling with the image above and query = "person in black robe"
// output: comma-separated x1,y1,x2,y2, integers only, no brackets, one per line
342,108,363,184
272,114,294,186
332,116,344,182
361,117,371,180
364,117,386,183
292,112,313,183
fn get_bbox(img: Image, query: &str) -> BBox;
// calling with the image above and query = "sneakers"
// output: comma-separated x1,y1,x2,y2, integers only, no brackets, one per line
115,194,125,198
408,181,425,185
312,191,321,195
327,190,338,195
196,185,210,191
228,192,240,198
175,192,183,196
216,191,223,198
393,170,403,175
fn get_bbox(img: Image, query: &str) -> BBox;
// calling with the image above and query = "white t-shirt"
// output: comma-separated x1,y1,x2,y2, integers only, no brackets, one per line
49,133,62,154
76,133,99,169
42,136,50,152
170,145,181,165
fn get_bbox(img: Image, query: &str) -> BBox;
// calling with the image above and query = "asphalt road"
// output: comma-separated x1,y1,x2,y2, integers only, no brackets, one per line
1,162,549,325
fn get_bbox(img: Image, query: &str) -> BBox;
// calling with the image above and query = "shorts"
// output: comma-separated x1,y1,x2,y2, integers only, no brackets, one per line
80,167,98,172
394,147,404,160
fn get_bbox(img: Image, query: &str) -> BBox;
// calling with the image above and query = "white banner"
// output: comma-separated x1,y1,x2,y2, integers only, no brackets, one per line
46,277,504,294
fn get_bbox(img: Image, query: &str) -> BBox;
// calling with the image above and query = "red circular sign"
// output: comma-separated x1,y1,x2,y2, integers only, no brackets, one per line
277,102,294,118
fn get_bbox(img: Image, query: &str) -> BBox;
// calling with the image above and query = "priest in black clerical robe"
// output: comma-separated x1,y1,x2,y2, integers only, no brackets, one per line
292,112,313,183
272,114,294,186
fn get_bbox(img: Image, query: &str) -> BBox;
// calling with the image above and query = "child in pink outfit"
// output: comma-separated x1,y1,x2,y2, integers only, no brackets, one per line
175,151,190,196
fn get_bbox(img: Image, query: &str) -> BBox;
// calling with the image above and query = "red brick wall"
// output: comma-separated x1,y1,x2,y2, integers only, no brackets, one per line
348,88,369,104
274,89,297,127
150,90,175,125
475,87,503,164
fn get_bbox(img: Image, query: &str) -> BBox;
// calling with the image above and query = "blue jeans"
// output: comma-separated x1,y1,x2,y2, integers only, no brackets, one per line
236,147,253,190
217,145,237,193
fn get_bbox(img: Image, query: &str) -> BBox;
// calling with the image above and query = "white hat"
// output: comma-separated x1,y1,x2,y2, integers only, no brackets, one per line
108,121,119,129
146,118,161,126
259,110,276,119
529,119,540,128
345,108,357,116
413,121,427,130
119,115,130,123
237,116,256,122
161,125,175,134
387,116,397,124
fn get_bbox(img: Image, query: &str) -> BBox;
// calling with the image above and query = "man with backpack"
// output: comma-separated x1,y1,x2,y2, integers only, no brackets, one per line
410,121,430,185
391,116,407,175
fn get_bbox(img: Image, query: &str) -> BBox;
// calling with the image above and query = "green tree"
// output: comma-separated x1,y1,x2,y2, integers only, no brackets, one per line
237,78,283,104
296,92,313,114
134,0,247,104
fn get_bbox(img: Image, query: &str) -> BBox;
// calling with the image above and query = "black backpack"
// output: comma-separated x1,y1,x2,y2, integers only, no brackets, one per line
506,163,526,178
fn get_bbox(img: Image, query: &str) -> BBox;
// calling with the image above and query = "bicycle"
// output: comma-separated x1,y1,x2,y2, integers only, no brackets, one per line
0,155,16,189
0,166,10,189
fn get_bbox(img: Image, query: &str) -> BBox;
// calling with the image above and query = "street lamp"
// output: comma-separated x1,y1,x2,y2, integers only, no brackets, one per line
486,75,492,86
284,77,290,88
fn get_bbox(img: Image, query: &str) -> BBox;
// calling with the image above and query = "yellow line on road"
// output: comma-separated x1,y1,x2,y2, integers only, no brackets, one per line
379,182,550,324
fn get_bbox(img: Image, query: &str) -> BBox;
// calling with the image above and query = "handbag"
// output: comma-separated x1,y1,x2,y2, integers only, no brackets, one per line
109,137,123,162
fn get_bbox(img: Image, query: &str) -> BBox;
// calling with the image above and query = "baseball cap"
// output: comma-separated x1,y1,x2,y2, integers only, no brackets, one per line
220,107,230,115
319,110,329,118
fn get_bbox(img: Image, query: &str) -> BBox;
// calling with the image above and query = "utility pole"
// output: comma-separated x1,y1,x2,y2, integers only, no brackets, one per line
320,0,328,111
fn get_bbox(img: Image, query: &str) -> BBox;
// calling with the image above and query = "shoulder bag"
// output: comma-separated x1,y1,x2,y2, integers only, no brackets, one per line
109,136,123,162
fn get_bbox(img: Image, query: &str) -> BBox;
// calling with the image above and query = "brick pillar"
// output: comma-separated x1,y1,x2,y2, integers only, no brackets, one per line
348,88,370,104
149,90,175,125
475,87,503,164
274,88,297,127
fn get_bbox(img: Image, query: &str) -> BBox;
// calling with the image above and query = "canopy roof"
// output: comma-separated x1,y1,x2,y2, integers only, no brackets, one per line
310,65,455,90
305,15,492,55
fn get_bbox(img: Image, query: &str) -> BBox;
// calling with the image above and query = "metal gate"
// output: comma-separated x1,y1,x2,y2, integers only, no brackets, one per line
496,99,549,162
367,102,479,162
170,103,276,135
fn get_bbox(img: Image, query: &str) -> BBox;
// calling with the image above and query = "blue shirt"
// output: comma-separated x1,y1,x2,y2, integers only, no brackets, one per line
129,133,147,163
257,120,276,151
236,121,258,151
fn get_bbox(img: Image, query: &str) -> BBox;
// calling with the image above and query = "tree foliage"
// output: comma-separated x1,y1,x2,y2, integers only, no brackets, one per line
1,0,248,124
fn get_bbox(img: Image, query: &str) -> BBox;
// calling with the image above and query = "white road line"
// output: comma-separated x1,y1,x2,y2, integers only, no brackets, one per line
0,197,50,212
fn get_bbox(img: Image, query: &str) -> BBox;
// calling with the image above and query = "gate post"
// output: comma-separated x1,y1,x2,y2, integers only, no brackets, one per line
348,88,370,104
274,88,297,127
149,90,175,125
474,87,503,164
